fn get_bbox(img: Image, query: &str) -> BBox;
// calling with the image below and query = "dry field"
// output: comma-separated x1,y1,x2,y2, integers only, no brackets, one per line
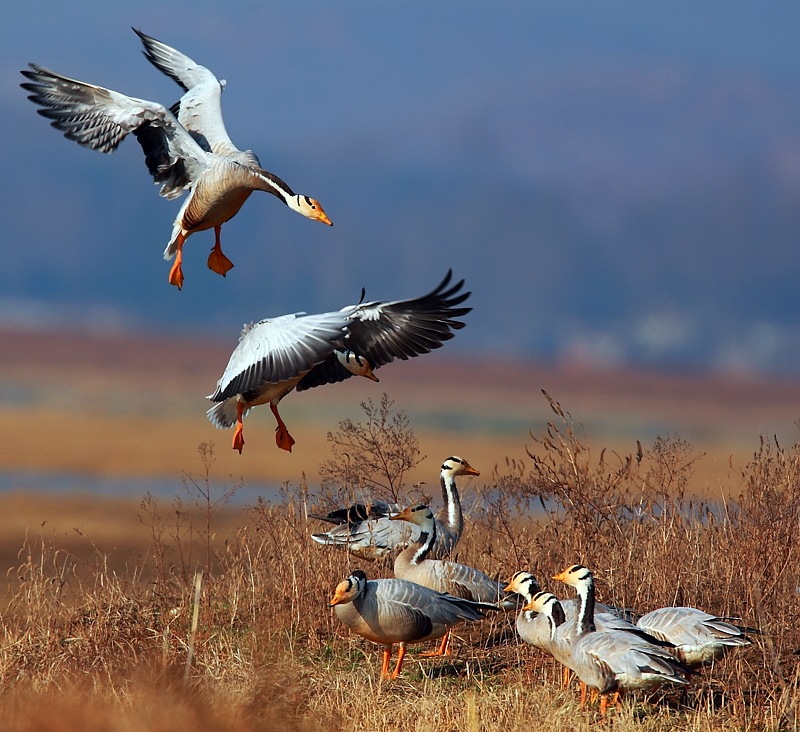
0,327,799,729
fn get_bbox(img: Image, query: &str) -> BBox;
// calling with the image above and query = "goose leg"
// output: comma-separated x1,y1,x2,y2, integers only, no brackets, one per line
380,645,393,678
563,665,573,688
270,403,296,452
421,630,451,657
389,643,407,678
168,233,186,290
232,402,246,453
207,225,235,276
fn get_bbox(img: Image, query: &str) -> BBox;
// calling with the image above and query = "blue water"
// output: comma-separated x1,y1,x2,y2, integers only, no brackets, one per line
0,470,284,506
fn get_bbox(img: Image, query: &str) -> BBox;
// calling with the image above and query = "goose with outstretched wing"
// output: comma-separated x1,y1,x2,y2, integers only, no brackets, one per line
20,28,331,289
207,269,471,453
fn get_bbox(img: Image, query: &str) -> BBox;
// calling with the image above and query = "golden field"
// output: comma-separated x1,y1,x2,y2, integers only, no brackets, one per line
0,326,798,730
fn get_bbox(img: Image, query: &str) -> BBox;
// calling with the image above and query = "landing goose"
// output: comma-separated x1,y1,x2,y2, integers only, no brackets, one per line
20,28,331,289
391,503,518,655
550,565,691,716
329,569,495,679
310,456,478,560
207,269,470,453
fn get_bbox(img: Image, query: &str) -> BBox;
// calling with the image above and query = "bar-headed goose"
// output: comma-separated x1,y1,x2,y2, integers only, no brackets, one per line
504,571,663,688
20,29,331,289
550,565,692,716
207,269,470,453
310,456,478,560
391,503,519,655
329,569,495,679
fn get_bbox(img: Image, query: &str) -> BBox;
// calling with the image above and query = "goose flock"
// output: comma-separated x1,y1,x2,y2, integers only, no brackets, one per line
22,29,754,719
315,458,753,716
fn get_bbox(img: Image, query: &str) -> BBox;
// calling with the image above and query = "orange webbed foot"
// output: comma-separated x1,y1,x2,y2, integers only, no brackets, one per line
207,247,235,277
275,426,296,452
232,424,245,454
168,259,185,290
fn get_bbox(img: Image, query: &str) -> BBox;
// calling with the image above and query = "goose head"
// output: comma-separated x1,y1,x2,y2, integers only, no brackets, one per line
441,456,480,478
289,194,332,225
552,564,594,589
335,349,379,382
503,571,542,599
521,590,559,615
389,503,435,529
329,569,367,606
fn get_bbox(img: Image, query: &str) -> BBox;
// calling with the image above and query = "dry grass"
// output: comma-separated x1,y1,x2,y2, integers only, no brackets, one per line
0,396,798,731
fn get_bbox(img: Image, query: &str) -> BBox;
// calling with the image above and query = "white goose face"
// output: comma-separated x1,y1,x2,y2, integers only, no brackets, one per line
335,349,379,382
329,570,367,606
503,571,541,597
441,456,480,478
389,503,435,528
552,564,593,588
522,591,558,615
292,194,332,225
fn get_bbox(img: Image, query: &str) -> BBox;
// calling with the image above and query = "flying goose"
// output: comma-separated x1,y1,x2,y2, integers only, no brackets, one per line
20,29,331,289
207,269,471,453
310,456,478,560
329,569,495,679
635,605,752,668
549,565,692,716
390,503,519,656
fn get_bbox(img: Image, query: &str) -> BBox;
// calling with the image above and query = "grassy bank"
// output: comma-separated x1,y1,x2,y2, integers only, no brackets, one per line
0,399,796,731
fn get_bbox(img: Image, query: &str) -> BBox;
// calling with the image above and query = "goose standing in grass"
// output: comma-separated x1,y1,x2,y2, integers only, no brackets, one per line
390,504,518,656
310,456,478,560
504,571,665,687
20,28,331,289
549,564,692,716
207,269,471,453
329,569,495,679
635,605,753,668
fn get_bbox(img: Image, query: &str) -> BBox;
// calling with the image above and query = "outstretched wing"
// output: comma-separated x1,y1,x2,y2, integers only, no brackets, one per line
134,28,243,158
296,269,471,391
20,63,209,199
209,311,352,402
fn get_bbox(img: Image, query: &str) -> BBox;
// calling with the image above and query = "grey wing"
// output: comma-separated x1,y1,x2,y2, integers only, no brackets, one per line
133,29,240,156
637,607,751,648
382,579,486,627
296,269,471,391
209,311,351,402
311,516,418,558
582,631,689,684
438,562,505,605
20,64,208,199
347,268,471,368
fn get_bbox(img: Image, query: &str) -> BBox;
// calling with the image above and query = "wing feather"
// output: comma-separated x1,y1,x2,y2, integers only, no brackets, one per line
134,28,241,156
296,269,471,391
209,311,351,402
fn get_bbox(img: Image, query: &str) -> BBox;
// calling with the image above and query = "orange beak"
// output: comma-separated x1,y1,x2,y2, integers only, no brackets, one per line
389,506,414,522
329,581,348,606
552,569,571,583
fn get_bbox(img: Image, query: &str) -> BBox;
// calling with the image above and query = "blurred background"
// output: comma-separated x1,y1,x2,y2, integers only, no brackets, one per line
1,1,799,508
